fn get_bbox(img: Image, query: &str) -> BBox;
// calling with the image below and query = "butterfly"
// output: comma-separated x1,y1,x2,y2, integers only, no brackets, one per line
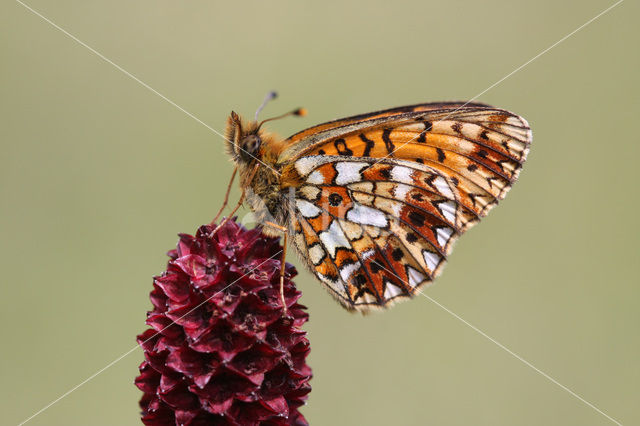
214,92,531,313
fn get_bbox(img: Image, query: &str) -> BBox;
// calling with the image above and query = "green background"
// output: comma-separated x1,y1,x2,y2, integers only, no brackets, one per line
1,1,638,425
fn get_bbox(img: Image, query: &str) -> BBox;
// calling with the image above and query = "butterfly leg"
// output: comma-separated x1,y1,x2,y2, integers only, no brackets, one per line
211,190,245,235
263,221,289,315
211,166,237,225
211,163,259,234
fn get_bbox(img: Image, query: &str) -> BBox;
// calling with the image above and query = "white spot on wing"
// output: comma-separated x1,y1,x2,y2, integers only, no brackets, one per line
393,183,411,201
407,266,426,287
296,199,321,218
390,165,414,184
309,243,324,265
340,263,360,282
361,249,375,260
436,227,453,247
346,204,388,227
384,281,403,299
307,170,324,185
438,201,457,223
319,220,350,258
295,156,326,176
423,251,441,271
335,162,368,185
434,176,454,198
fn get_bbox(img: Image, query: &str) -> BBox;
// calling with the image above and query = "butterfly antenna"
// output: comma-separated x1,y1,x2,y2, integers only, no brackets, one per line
255,91,278,121
257,107,307,130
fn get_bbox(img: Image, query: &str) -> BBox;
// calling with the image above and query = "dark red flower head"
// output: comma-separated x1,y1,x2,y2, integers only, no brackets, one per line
135,219,312,425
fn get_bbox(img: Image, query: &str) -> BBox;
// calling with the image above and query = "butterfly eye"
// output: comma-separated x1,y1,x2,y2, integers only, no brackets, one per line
241,135,261,155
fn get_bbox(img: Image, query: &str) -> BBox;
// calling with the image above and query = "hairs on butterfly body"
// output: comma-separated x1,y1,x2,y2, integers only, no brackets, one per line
224,110,300,236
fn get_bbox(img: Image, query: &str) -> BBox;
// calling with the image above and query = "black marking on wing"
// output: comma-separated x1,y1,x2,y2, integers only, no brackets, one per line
382,128,395,154
334,138,353,155
359,133,376,157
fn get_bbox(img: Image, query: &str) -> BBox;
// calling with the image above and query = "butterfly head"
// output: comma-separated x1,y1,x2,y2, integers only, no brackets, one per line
225,105,307,166
225,111,264,165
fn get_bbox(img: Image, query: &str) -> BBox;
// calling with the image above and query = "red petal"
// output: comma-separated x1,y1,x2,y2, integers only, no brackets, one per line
260,395,287,414
155,274,190,303
174,254,207,279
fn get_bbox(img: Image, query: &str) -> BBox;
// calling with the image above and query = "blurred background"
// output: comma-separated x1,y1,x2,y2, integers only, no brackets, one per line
1,0,638,425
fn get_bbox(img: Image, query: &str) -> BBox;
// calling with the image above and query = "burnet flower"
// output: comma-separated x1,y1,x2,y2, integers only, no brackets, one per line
135,219,312,425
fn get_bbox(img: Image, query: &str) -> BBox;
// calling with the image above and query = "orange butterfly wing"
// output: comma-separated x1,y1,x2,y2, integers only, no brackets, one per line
279,104,531,312
282,102,490,148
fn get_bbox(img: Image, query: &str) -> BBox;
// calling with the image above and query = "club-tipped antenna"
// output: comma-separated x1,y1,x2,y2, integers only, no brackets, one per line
257,107,307,130
255,91,278,121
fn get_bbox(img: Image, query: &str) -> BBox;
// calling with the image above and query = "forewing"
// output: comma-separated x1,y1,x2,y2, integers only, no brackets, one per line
282,105,530,220
282,101,489,150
